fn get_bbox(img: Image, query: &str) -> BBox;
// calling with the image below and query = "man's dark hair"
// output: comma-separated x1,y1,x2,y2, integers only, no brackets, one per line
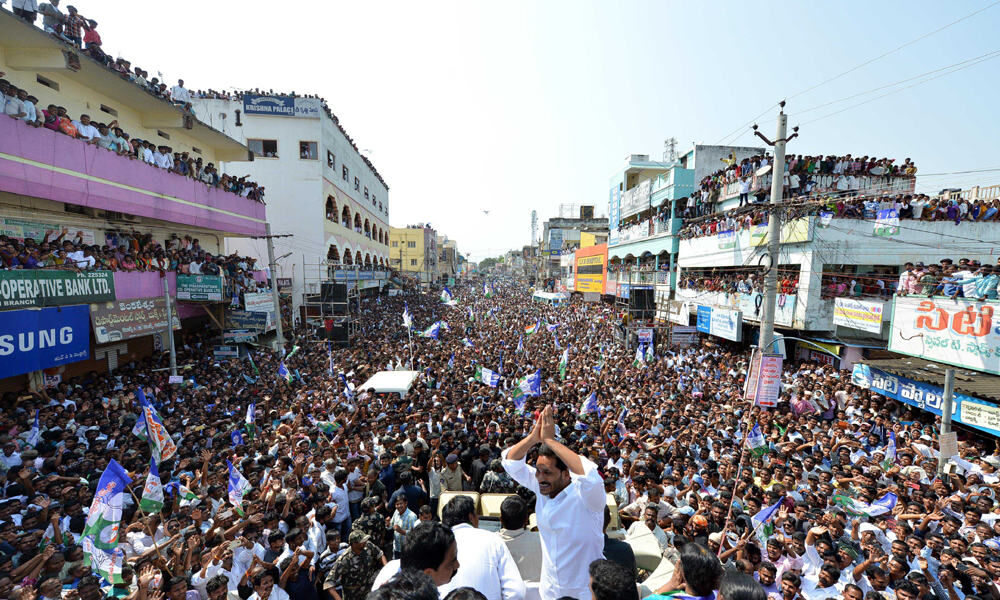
443,588,488,600
442,495,476,528
400,522,455,572
500,495,528,530
719,572,766,600
369,568,439,600
205,575,228,594
678,543,723,596
537,443,567,471
588,558,638,600
398,470,413,486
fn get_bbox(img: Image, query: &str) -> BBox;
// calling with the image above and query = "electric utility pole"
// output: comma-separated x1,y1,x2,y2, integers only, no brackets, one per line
252,225,293,350
752,102,798,353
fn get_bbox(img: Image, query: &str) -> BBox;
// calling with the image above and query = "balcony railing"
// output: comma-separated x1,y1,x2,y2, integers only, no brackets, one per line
0,116,266,236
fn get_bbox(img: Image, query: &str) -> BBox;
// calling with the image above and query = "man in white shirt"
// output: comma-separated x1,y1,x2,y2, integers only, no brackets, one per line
439,495,524,600
626,505,670,554
71,114,99,142
371,521,459,592
154,145,173,170
170,79,191,104
329,469,351,540
501,405,605,600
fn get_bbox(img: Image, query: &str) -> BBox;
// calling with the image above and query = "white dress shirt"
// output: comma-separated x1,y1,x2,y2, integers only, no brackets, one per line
501,449,605,600
440,523,525,600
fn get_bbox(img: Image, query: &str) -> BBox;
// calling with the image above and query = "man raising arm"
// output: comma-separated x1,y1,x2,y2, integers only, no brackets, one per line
501,405,606,600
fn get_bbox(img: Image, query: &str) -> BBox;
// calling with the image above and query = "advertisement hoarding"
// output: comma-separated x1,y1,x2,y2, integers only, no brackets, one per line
176,275,224,302
90,297,180,343
740,293,796,328
0,271,115,309
833,298,884,334
0,305,90,378
574,245,606,294
888,297,1000,375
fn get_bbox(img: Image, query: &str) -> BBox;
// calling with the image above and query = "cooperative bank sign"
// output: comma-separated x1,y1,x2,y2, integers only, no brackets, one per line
243,95,320,118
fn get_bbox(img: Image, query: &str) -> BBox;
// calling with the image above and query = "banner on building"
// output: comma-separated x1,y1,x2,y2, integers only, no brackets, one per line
243,291,276,331
0,305,90,378
670,325,699,347
833,298,884,334
0,271,115,310
874,208,900,236
242,95,321,118
637,328,654,345
225,310,267,331
620,180,652,219
90,298,179,344
223,330,257,343
852,363,1000,438
717,230,736,249
608,189,621,246
739,293,796,327
276,278,293,290
214,345,239,359
176,275,224,302
750,218,811,247
0,219,98,245
696,305,742,342
667,301,689,325
888,296,1000,375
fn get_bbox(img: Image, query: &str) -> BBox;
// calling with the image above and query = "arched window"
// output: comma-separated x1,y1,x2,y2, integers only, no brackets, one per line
355,250,362,265
341,205,351,228
325,196,336,221
364,254,372,266
354,214,362,232
326,245,340,262
343,250,353,265
364,219,371,239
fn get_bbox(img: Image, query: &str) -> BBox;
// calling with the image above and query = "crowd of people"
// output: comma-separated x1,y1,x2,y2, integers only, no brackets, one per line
0,227,263,288
0,276,996,600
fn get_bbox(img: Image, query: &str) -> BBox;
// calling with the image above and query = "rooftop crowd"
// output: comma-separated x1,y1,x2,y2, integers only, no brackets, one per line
0,277,996,600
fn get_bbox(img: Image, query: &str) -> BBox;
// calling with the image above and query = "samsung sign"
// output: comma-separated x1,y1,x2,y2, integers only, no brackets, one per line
0,306,90,378
242,95,320,118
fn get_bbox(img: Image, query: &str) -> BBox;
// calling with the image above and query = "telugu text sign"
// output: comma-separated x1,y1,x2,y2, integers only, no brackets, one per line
0,305,91,378
0,271,115,309
888,296,1000,375
833,298,884,334
90,297,180,344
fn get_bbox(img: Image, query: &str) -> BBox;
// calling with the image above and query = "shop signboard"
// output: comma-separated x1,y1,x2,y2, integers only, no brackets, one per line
0,271,115,309
90,297,180,343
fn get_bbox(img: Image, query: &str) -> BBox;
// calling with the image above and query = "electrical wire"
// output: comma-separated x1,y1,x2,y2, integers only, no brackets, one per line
786,0,1000,101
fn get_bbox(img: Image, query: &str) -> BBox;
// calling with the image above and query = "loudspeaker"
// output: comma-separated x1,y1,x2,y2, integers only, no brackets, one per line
629,289,655,319
321,283,347,303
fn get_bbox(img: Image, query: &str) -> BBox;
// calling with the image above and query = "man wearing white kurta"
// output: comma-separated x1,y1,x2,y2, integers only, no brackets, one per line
501,405,605,600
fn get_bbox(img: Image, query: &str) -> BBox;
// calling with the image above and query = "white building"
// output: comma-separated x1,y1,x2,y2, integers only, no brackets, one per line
191,95,390,312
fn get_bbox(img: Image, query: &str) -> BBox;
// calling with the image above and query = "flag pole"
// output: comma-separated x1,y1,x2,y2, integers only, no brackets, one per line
717,419,754,557
126,486,174,578
407,326,414,370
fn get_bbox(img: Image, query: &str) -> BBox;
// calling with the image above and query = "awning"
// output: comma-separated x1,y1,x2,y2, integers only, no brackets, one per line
864,358,1000,403
357,370,419,395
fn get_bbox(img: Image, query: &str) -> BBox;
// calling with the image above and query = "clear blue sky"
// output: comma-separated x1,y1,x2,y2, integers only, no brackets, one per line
92,0,1000,262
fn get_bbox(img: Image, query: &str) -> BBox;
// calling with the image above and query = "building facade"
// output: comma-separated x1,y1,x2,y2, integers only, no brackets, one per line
390,225,438,286
0,11,265,389
191,95,390,311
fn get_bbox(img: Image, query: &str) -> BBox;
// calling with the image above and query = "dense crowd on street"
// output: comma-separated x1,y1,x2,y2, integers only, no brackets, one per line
0,227,264,287
0,276,997,600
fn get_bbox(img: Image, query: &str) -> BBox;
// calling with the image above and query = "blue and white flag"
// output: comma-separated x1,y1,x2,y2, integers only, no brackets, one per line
747,424,768,457
475,365,500,387
448,352,455,370
139,458,164,514
402,303,413,329
420,322,441,339
553,332,560,350
26,409,41,448
881,432,897,471
462,337,474,348
546,323,559,332
231,430,245,447
512,369,541,410
339,373,355,399
277,361,291,382
580,392,599,415
751,496,784,545
440,287,453,303
245,403,255,425
83,459,132,551
516,334,523,354
616,407,629,438
227,460,252,516
834,491,898,517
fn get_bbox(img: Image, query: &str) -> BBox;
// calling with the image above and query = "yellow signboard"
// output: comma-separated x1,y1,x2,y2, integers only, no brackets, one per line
575,254,605,293
581,232,596,248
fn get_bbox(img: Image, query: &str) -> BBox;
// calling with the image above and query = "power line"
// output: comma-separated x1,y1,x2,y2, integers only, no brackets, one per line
793,48,1000,117
786,0,1000,101
800,50,1000,126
